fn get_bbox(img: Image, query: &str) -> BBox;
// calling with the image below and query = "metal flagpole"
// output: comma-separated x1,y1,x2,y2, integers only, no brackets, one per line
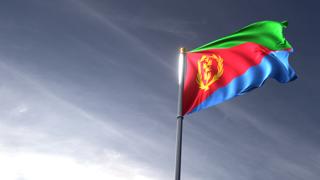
175,47,186,180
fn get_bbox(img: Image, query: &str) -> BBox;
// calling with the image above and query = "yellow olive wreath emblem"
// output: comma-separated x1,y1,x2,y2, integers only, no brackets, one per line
196,54,224,91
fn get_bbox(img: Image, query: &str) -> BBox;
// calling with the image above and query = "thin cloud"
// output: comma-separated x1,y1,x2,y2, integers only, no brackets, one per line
71,0,174,71
109,15,200,39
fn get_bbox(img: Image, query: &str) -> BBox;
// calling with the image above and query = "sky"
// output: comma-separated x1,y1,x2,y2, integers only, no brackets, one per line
0,0,319,179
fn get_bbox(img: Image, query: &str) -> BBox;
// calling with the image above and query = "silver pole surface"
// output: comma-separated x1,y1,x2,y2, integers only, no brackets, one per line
175,47,186,180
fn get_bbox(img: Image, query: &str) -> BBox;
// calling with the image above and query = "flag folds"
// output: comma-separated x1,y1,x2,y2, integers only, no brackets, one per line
182,21,297,115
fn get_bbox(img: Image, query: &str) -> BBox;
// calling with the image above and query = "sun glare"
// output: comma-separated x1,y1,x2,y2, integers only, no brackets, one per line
178,53,184,85
0,151,154,180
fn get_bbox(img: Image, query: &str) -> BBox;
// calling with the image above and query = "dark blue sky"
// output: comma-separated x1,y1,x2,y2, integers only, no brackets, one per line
0,0,319,179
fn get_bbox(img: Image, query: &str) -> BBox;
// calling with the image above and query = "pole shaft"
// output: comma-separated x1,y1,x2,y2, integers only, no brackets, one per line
175,115,183,180
175,48,186,180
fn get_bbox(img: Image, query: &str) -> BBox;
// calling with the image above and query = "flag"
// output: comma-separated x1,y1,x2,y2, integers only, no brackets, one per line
182,20,297,115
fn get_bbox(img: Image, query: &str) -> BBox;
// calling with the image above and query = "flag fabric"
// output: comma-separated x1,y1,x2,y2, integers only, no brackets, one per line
182,21,297,115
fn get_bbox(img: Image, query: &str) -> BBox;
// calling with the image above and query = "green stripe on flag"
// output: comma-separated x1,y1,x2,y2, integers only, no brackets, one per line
191,21,292,52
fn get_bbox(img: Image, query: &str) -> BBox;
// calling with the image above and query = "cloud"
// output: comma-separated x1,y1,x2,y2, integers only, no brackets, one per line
0,60,169,179
108,14,200,39
0,149,156,180
70,0,174,71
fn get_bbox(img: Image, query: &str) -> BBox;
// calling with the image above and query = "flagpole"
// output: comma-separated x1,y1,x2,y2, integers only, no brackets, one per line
175,47,186,180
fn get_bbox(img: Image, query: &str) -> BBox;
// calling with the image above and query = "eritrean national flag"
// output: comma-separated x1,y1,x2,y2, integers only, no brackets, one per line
182,21,297,115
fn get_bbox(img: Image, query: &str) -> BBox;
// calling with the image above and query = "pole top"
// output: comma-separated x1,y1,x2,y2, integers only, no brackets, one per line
179,47,186,53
